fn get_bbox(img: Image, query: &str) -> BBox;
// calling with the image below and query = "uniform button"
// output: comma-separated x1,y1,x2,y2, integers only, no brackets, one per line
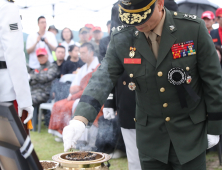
165,117,171,122
130,74,133,78
160,87,165,92
186,67,190,71
123,81,126,85
134,118,137,122
157,71,163,77
174,12,178,16
163,103,168,108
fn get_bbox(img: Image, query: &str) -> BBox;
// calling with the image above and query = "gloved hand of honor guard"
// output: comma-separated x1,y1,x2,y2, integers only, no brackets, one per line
63,120,86,152
18,106,34,124
207,134,220,149
103,108,115,120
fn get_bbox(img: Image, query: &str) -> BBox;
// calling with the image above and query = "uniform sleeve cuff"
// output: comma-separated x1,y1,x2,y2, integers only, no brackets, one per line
208,112,222,121
74,116,89,125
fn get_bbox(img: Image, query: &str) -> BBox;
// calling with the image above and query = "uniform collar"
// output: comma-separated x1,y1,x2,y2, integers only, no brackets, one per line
143,9,166,38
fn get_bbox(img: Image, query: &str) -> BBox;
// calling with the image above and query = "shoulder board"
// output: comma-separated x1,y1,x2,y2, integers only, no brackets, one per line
172,11,201,24
112,25,134,36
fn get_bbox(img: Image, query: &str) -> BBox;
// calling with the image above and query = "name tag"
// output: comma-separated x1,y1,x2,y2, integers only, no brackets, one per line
124,58,141,64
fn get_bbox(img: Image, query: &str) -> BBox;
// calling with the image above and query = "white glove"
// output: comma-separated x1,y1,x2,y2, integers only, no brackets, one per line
103,108,115,120
18,106,34,124
63,120,85,152
207,134,220,149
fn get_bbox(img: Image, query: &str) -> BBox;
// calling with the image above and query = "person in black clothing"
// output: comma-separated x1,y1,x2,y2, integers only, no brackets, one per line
61,45,84,75
98,20,111,63
53,45,66,78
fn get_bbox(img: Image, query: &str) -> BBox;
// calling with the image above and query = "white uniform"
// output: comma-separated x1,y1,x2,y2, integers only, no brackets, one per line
0,0,32,108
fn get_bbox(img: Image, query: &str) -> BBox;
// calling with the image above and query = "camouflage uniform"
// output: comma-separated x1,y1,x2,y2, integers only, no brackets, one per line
30,61,58,106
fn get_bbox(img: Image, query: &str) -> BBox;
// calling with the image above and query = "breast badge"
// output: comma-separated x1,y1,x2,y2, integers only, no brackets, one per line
128,82,136,91
129,47,136,58
168,67,199,108
124,47,141,64
168,68,186,86
171,41,196,59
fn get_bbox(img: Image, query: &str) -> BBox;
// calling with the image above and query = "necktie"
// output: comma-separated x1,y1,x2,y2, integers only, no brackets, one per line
149,31,159,59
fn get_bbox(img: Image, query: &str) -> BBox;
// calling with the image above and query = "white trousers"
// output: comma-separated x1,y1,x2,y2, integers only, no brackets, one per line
121,128,142,170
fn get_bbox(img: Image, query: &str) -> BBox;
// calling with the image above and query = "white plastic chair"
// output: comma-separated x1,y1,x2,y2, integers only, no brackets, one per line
38,100,54,133
38,74,76,133
59,74,76,83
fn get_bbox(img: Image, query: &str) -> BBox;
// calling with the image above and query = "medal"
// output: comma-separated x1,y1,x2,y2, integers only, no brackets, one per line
186,76,192,84
129,47,136,58
128,82,136,91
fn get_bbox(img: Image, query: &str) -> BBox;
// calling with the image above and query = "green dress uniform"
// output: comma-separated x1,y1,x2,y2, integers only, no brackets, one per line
73,1,222,169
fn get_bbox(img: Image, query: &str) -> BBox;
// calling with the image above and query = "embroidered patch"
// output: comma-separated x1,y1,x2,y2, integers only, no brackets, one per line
9,23,18,31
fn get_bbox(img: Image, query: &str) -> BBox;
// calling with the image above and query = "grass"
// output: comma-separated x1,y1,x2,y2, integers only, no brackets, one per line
30,124,222,170
30,124,128,170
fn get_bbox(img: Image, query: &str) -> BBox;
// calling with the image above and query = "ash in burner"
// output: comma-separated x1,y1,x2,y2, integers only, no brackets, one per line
40,161,57,169
66,152,97,161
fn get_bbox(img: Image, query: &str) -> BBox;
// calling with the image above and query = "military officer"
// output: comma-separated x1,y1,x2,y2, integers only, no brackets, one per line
63,0,222,169
0,0,33,133
103,71,141,170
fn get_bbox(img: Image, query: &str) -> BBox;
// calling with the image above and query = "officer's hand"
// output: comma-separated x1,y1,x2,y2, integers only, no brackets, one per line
18,106,34,124
63,120,85,152
207,134,220,149
103,108,115,120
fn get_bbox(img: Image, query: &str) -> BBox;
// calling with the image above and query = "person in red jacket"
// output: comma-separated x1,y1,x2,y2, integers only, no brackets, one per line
210,8,222,46
210,8,222,65
201,11,215,33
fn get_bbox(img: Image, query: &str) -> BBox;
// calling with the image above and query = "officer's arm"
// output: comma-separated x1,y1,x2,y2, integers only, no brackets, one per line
30,64,58,83
0,3,32,108
104,88,117,110
74,33,124,125
98,38,106,63
197,20,222,135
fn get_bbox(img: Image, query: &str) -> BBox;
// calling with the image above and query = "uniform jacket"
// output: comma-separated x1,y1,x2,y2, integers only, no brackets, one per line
0,0,32,108
104,71,136,129
30,61,58,95
210,28,222,46
99,36,110,63
74,9,222,164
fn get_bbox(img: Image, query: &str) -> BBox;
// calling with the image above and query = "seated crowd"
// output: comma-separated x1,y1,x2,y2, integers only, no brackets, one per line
26,17,124,156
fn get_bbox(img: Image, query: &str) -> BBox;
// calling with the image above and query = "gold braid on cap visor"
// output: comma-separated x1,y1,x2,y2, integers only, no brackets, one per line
118,0,156,13
119,7,152,24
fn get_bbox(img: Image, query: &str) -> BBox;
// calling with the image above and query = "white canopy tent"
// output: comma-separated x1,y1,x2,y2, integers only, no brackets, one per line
15,0,117,34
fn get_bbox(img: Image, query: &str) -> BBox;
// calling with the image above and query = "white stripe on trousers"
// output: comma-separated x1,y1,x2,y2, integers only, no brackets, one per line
121,127,142,170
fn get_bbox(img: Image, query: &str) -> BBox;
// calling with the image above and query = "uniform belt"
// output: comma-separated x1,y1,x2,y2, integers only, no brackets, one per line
0,61,7,69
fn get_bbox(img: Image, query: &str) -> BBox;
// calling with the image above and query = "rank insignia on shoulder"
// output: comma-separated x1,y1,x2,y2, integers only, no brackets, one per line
9,23,18,31
184,14,197,20
171,40,196,59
